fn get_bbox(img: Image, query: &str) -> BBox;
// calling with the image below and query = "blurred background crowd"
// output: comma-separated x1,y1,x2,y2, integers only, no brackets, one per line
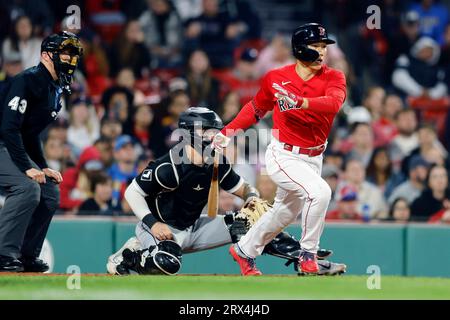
0,0,450,224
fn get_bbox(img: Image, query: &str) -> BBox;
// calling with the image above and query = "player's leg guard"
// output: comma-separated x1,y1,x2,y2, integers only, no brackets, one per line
127,240,183,275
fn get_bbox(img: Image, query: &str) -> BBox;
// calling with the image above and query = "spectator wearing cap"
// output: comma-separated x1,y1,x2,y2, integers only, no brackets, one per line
338,158,388,219
322,164,340,211
388,155,430,205
78,172,114,216
220,47,262,105
385,11,421,80
326,185,362,221
392,36,447,99
59,146,105,212
108,135,139,210
411,164,450,221
67,98,100,158
183,49,220,108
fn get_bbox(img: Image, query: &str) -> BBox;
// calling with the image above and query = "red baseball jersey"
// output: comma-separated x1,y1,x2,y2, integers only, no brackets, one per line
254,64,346,147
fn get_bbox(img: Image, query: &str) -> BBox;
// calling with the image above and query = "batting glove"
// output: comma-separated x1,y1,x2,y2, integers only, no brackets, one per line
211,132,231,153
272,83,303,107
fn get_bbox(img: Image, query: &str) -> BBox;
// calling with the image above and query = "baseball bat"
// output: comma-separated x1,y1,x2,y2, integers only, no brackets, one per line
207,152,220,218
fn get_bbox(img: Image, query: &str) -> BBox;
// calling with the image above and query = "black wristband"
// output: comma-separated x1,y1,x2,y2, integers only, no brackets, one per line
142,214,159,230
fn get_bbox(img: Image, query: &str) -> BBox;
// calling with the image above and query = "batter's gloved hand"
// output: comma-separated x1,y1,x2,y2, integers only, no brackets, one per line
211,132,231,153
235,197,273,229
272,83,303,107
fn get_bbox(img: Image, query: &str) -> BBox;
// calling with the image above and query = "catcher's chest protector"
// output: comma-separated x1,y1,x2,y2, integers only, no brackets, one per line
152,161,230,230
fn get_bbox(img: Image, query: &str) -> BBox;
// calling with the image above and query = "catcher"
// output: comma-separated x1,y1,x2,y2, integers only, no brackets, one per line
107,107,346,276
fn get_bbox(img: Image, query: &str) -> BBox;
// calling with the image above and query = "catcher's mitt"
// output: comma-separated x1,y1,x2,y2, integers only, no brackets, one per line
234,198,273,229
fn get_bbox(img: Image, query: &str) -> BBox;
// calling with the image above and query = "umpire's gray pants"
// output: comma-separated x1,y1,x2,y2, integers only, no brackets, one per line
0,143,59,259
136,215,232,253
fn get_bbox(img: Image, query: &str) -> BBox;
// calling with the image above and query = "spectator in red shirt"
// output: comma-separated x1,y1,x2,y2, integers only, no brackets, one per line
59,146,104,213
372,93,403,147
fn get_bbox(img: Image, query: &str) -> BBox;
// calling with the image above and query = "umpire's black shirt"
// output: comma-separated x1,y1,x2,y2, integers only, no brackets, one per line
0,63,63,172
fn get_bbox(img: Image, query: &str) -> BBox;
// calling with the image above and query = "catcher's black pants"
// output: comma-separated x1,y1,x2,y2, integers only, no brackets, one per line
0,143,59,259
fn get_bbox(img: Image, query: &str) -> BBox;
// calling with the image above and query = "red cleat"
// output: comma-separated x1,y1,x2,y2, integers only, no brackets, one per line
229,245,262,276
298,251,319,274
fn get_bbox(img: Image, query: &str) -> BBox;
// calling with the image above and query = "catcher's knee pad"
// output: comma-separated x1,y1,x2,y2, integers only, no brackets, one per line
139,240,182,275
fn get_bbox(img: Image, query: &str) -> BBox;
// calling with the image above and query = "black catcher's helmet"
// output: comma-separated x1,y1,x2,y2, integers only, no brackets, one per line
178,106,224,131
291,23,335,62
41,31,83,92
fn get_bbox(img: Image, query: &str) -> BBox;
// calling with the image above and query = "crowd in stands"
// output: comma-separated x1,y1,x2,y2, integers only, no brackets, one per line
0,0,450,224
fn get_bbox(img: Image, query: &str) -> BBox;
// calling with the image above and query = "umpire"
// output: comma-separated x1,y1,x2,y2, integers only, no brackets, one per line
0,31,82,272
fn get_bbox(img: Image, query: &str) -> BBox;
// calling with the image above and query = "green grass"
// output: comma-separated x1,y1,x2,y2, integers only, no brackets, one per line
1,275,450,300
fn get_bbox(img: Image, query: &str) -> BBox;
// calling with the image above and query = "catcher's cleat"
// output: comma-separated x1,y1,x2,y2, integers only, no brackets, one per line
298,251,319,274
107,237,141,275
316,260,347,276
229,245,262,276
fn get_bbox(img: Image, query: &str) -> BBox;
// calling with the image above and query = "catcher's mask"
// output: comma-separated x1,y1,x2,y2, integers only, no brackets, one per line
178,106,224,157
41,31,83,92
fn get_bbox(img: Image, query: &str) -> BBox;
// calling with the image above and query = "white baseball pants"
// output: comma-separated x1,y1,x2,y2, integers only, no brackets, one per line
238,137,331,257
